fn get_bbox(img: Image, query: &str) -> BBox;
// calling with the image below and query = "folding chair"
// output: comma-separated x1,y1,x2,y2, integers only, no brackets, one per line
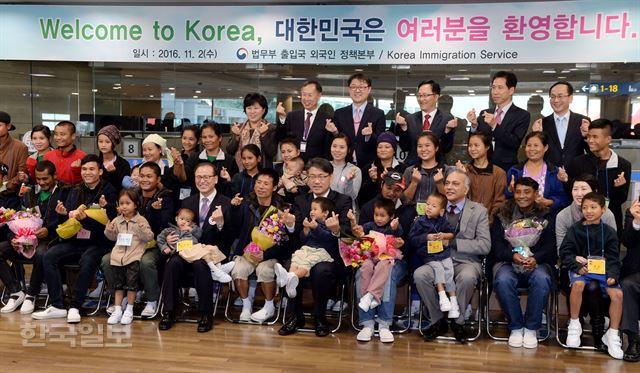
281,280,346,334
0,258,49,309
63,264,105,316
351,275,413,334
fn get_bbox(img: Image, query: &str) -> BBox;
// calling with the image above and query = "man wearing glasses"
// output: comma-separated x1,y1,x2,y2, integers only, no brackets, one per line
532,81,590,168
326,73,386,168
395,80,458,165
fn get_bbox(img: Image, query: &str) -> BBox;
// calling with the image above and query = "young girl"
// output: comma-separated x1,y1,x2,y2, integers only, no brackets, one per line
223,144,261,198
97,125,131,193
408,192,459,318
349,198,404,312
180,125,200,163
24,124,52,182
403,133,445,211
157,208,234,283
104,189,154,325
456,132,506,223
274,197,336,298
330,134,361,212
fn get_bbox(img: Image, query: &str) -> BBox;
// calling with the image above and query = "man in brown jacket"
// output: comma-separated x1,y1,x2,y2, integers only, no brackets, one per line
0,111,28,191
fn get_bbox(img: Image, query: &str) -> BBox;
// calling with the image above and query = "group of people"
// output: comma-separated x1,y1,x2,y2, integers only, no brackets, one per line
0,71,638,362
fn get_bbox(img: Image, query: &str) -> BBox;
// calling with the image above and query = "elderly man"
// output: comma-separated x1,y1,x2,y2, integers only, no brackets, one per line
159,162,231,333
414,169,491,342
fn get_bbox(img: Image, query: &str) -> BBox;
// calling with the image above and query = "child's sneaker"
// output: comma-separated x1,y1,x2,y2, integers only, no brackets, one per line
602,328,624,359
379,327,394,343
356,326,373,342
108,307,123,325
566,319,582,348
448,300,460,319
439,296,452,312
121,308,134,325
274,263,289,288
285,273,299,299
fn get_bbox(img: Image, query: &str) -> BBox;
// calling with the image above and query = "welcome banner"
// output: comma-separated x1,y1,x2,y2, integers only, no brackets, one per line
0,0,638,64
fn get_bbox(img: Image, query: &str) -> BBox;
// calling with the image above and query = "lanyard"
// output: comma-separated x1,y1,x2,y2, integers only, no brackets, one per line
585,222,605,257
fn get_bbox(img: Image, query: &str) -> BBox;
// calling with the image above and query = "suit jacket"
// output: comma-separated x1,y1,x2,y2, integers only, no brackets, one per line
293,190,352,237
542,111,589,168
398,109,455,165
332,103,386,167
181,192,232,255
277,109,332,162
449,199,491,265
473,104,530,172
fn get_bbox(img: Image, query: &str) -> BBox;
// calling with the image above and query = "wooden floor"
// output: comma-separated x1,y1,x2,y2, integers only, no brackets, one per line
0,311,636,373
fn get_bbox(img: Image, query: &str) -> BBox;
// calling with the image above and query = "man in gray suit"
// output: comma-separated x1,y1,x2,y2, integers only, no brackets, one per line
413,169,491,342
395,80,458,165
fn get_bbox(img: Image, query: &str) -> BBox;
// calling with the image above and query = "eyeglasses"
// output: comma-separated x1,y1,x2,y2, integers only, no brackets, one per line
195,175,215,181
307,174,330,181
417,93,437,99
349,85,369,91
549,94,571,100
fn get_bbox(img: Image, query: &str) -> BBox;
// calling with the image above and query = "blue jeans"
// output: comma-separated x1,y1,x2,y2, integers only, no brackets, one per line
356,260,408,327
43,241,108,309
493,263,553,331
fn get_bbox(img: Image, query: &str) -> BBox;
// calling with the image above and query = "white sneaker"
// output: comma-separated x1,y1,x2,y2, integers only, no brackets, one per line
67,307,81,323
239,307,252,322
107,308,123,325
508,328,524,348
20,297,35,315
211,269,232,283
285,273,299,299
566,319,582,348
358,293,374,312
274,263,289,288
379,327,395,343
32,306,67,320
332,301,347,312
106,305,115,315
250,305,275,323
1,291,26,313
448,302,460,319
121,308,134,325
602,329,623,359
219,262,235,274
439,296,452,312
141,301,157,317
523,329,538,349
326,299,336,311
356,326,373,342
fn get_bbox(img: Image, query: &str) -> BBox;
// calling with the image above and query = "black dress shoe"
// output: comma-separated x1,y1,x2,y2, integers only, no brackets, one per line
623,334,640,362
197,314,213,333
450,320,467,343
158,312,175,331
279,317,305,336
423,318,448,341
315,319,330,337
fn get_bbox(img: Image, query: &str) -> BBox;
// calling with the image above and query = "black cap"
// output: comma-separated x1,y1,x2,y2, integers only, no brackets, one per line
382,170,405,190
0,111,14,131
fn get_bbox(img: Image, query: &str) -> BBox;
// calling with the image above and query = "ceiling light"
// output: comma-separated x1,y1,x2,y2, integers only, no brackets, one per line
112,86,121,90
558,76,567,79
458,69,467,72
114,83,121,86
467,90,475,93
193,95,198,98
195,90,202,94
469,93,476,96
281,76,307,81
391,65,411,70
124,74,134,78
535,90,543,93
71,92,79,96
542,70,556,74
449,76,470,81
168,87,175,91
316,74,351,80
354,68,364,72
91,89,98,93
408,93,415,96
29,73,55,78
149,94,154,98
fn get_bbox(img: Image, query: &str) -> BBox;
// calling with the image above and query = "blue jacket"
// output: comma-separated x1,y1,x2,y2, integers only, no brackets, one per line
408,215,454,264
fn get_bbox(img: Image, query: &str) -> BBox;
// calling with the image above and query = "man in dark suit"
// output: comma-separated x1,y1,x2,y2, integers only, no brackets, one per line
395,80,458,165
279,158,352,337
326,73,386,168
532,81,590,168
467,71,530,171
159,162,232,333
276,80,332,162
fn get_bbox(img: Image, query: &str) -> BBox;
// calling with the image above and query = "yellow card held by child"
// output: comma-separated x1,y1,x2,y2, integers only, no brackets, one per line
177,240,193,252
427,240,444,254
416,202,427,216
587,256,606,275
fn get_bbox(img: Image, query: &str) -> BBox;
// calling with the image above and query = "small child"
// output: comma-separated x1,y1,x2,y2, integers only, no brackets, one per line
560,192,623,359
104,189,155,325
122,164,141,190
349,198,404,312
157,208,234,283
279,156,307,197
275,138,301,176
408,192,459,318
274,197,336,298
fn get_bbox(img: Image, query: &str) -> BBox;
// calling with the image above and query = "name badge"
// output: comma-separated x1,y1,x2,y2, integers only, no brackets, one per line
77,228,91,239
300,141,307,153
587,256,606,275
416,202,426,216
177,240,193,252
427,240,444,254
179,187,192,200
116,233,133,247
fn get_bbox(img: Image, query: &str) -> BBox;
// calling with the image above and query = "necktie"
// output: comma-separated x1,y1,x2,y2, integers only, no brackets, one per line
557,116,567,148
448,204,457,215
303,112,312,141
495,108,503,125
423,113,431,131
354,107,362,135
199,197,209,226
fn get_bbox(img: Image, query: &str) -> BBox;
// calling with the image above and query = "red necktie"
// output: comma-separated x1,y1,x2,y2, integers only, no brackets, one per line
423,114,431,131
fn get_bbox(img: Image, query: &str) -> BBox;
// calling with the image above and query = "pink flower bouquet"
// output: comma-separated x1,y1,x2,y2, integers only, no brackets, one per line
242,206,289,265
339,236,374,268
7,208,43,259
368,230,403,261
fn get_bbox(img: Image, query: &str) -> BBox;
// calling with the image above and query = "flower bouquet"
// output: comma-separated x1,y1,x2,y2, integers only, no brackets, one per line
242,206,289,265
504,218,548,273
7,208,43,259
56,203,109,239
369,230,403,261
0,207,16,227
339,235,374,268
